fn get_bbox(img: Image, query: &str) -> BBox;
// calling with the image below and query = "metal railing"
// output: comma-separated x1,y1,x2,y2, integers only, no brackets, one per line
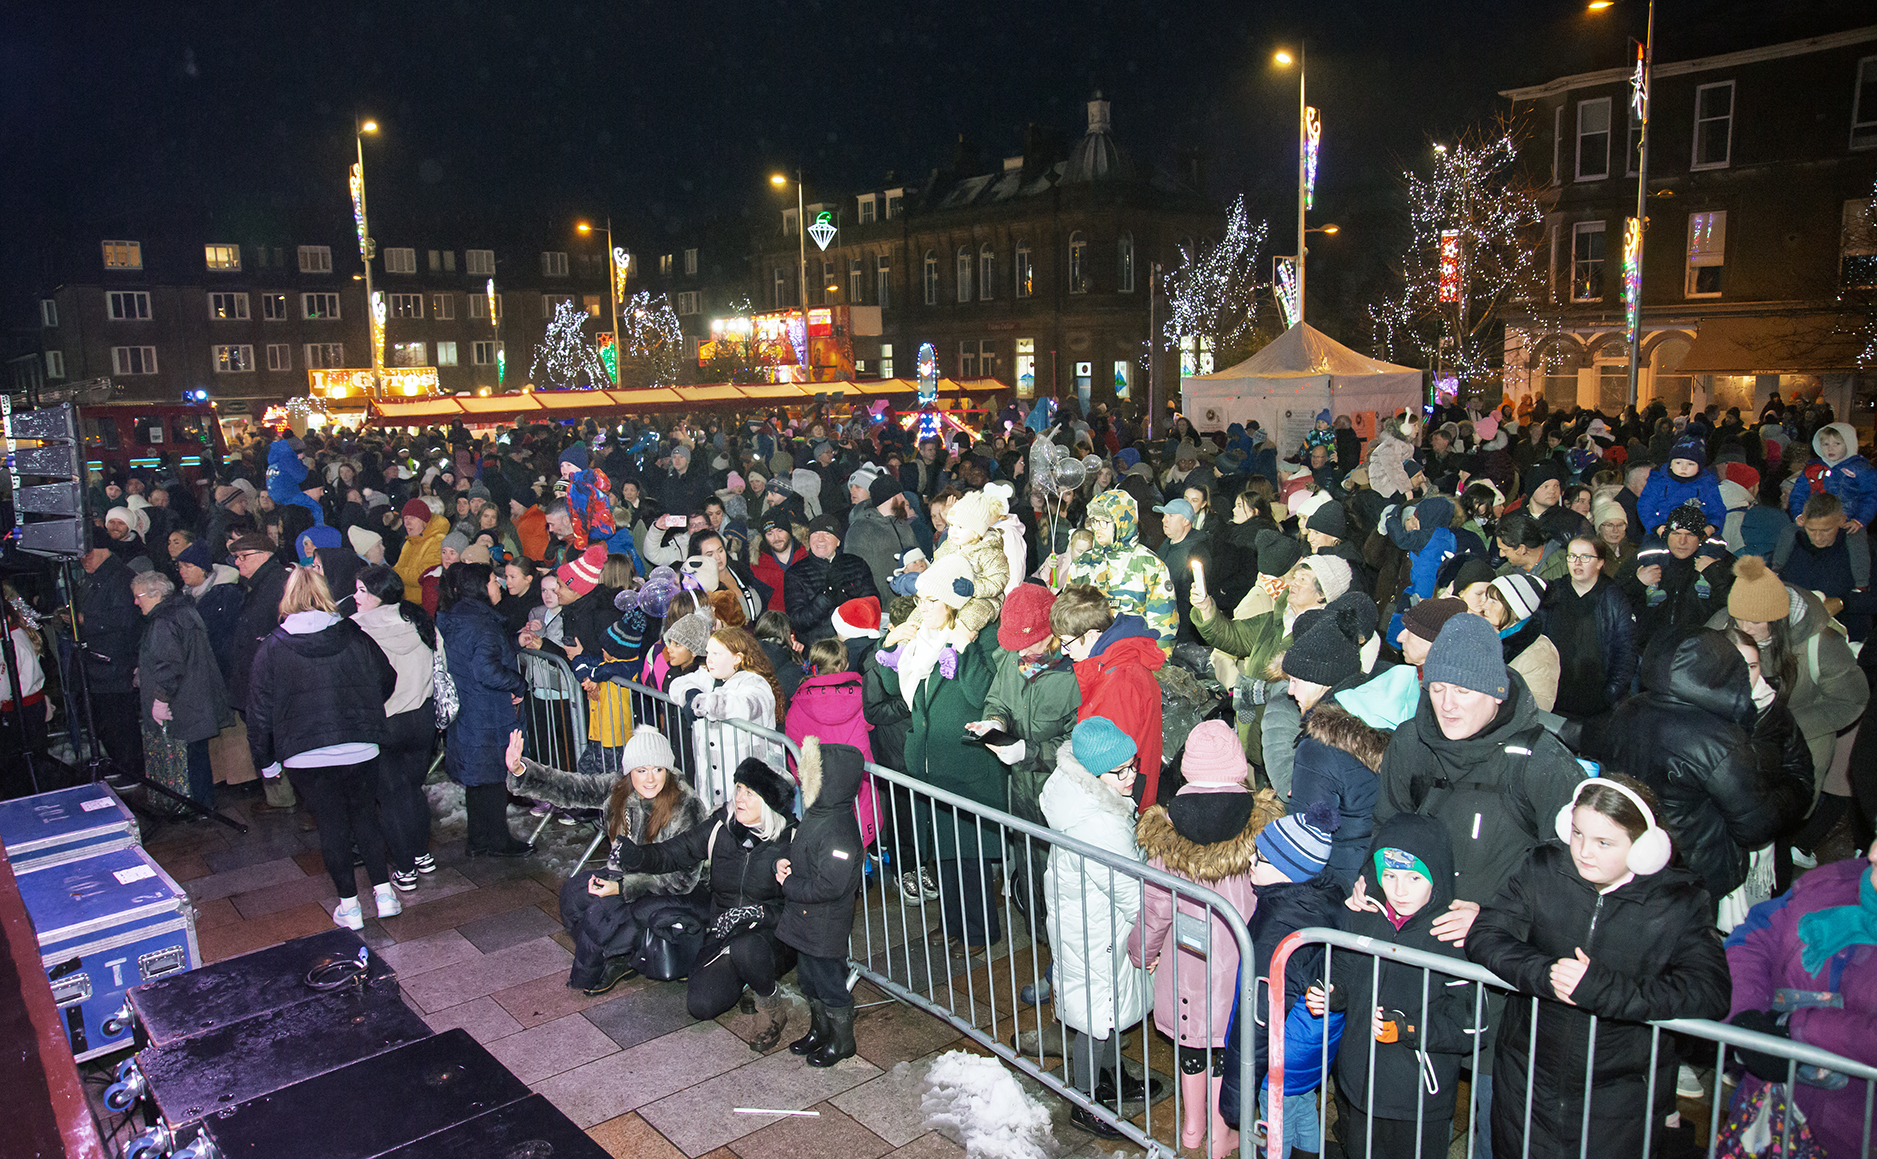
1265,926,1877,1159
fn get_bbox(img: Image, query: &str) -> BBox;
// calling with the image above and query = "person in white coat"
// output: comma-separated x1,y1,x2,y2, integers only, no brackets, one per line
1039,716,1164,1138
667,625,788,807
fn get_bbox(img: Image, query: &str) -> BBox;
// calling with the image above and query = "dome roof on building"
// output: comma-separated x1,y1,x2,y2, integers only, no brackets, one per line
1060,93,1132,185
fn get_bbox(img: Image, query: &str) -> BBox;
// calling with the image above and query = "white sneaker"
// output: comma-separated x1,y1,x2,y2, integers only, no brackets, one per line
373,882,403,919
1792,847,1819,870
1676,1063,1706,1098
333,897,365,930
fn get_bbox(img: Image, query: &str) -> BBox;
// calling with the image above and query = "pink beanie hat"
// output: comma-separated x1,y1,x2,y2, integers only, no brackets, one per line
1181,720,1249,787
1474,413,1500,440
726,472,746,493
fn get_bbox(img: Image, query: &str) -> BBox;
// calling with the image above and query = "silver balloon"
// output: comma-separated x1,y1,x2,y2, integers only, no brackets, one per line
1081,454,1103,471
1054,458,1087,489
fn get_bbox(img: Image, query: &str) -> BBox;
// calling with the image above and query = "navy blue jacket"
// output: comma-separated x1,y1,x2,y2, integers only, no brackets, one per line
436,597,525,786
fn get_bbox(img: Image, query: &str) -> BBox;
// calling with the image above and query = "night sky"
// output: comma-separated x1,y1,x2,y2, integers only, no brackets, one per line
4,0,1869,349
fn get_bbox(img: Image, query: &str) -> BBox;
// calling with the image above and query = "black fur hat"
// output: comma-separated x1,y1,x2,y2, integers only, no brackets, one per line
734,757,795,818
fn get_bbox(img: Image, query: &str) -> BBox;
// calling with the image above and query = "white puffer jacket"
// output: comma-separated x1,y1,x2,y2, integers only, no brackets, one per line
669,667,785,808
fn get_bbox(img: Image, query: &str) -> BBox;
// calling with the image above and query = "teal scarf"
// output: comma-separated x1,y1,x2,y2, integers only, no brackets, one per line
1797,867,1877,976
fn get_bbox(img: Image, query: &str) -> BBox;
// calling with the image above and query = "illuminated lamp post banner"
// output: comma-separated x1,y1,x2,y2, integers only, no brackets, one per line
1275,258,1301,329
1438,230,1462,305
308,367,437,398
1622,216,1643,344
1304,107,1321,211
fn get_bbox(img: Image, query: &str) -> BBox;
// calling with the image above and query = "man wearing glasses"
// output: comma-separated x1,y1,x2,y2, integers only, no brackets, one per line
225,533,300,816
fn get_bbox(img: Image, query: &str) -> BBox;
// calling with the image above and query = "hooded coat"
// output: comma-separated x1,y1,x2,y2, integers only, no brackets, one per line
265,439,325,523
777,739,867,958
1637,461,1727,533
1040,738,1153,1039
1071,615,1167,809
184,562,245,683
930,489,1013,637
783,671,873,760
137,593,235,745
1128,785,1287,1047
1467,845,1732,1159
435,597,525,787
1787,420,1876,526
1575,627,1813,901
1289,700,1392,888
1367,419,1418,499
1065,491,1178,647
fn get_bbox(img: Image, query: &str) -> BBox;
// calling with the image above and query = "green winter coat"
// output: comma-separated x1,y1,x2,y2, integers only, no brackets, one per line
1193,595,1292,678
981,648,1082,825
877,628,1007,859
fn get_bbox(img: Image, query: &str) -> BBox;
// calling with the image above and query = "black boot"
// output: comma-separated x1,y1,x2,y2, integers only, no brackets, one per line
1094,1065,1166,1106
807,1002,856,1067
750,987,789,1052
789,999,828,1056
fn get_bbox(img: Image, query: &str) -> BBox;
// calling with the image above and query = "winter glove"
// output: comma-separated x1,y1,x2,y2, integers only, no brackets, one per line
986,739,1027,765
1729,1008,1794,1081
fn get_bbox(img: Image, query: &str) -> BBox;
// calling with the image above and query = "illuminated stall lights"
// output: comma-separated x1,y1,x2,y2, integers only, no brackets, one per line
1304,107,1322,211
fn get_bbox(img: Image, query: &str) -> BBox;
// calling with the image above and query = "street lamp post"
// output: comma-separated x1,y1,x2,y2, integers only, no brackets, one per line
1592,0,1654,406
577,219,624,385
771,171,811,382
351,119,382,393
1275,47,1308,325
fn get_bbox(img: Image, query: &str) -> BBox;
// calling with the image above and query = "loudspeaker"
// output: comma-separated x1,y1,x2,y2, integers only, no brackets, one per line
1,401,85,559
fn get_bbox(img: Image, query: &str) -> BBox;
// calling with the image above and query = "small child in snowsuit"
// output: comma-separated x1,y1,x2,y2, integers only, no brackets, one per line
775,738,867,1067
1787,420,1876,532
1637,437,1726,535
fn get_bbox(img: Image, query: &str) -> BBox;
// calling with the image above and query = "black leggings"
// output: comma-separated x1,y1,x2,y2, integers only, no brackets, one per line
685,932,793,1021
290,758,389,898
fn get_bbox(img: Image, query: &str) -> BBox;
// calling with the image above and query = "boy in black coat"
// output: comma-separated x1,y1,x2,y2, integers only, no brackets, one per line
775,738,866,1067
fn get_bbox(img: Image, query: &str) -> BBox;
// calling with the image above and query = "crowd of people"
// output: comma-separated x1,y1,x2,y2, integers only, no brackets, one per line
3,389,1875,1157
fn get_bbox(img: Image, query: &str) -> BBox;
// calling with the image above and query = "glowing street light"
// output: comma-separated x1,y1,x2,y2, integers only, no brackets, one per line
1273,46,1316,324
352,117,382,392
770,171,811,381
575,219,626,385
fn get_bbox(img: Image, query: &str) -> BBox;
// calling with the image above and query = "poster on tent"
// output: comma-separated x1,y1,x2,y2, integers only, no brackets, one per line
1278,409,1316,457
1351,411,1377,442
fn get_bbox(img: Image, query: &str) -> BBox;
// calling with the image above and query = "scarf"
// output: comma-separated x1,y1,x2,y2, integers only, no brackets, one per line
1797,867,1877,976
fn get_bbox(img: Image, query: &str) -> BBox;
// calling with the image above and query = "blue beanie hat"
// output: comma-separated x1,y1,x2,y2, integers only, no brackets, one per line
1422,613,1510,699
1669,438,1707,468
1256,799,1337,882
176,540,213,571
1072,716,1136,774
1115,447,1141,469
559,443,589,471
1739,505,1788,560
1316,410,1332,425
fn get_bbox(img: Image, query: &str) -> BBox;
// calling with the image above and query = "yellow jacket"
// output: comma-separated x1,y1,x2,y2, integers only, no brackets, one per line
394,514,449,603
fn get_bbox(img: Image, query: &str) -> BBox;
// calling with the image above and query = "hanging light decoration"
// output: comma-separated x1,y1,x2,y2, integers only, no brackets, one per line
1304,107,1322,211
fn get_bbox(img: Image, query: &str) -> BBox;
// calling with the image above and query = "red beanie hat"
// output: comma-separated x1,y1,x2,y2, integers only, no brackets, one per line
997,582,1058,652
1181,719,1249,786
831,597,882,639
557,544,608,595
401,498,433,522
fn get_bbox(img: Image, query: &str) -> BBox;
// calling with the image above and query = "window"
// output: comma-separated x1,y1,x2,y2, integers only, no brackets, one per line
1576,97,1611,181
205,244,241,271
102,240,142,269
472,340,504,366
875,255,891,309
684,248,698,276
208,292,249,320
261,293,288,320
302,292,341,319
676,291,700,315
111,346,158,374
466,249,495,276
304,343,345,368
1113,359,1133,399
924,251,939,305
298,245,332,273
40,299,57,327
1068,231,1089,294
44,351,64,378
1015,241,1033,297
1841,198,1876,288
384,247,416,274
428,250,443,272
436,341,459,367
107,291,151,320
1552,105,1564,185
774,267,790,309
782,209,798,237
1179,336,1216,375
1117,233,1135,293
266,343,291,371
1685,211,1727,296
1625,104,1643,177
960,340,979,377
849,258,864,303
1692,81,1734,169
541,294,572,317
857,195,877,224
542,251,569,277
979,243,994,301
1571,221,1607,301
822,258,836,304
389,293,423,319
212,344,255,373
467,293,502,320
391,341,426,367
1855,57,1877,149
582,295,602,316
432,293,455,320
885,192,903,219
880,343,894,378
1015,338,1036,396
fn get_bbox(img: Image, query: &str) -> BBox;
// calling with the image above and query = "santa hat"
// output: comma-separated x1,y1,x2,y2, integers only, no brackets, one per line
831,597,882,639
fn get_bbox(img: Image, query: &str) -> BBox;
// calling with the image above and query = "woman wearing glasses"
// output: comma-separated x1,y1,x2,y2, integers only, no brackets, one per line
1540,536,1638,720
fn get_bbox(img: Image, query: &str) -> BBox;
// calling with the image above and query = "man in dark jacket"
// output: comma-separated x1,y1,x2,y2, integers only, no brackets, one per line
656,445,712,517
783,516,880,643
844,476,921,599
132,572,234,808
75,535,144,777
226,533,297,812
1621,504,1733,653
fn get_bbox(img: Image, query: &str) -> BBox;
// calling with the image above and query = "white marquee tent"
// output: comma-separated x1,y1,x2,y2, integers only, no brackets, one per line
1181,323,1424,452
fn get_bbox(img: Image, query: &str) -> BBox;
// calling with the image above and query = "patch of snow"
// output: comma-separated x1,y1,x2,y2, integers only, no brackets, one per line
921,1049,1058,1159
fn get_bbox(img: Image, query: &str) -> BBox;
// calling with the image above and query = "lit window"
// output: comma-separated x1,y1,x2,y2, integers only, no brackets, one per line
1015,242,1033,298
436,340,459,367
1571,221,1607,302
1068,232,1089,294
205,244,241,271
212,344,255,373
1015,338,1036,396
1685,211,1726,297
102,240,142,269
208,292,249,320
880,342,894,378
302,292,341,320
391,341,427,367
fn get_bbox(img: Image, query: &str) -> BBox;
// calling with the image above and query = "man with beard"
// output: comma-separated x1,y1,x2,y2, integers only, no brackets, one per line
785,516,881,643
844,475,921,598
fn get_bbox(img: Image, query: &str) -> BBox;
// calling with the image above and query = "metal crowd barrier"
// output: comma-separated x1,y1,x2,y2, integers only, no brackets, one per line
1265,926,1877,1159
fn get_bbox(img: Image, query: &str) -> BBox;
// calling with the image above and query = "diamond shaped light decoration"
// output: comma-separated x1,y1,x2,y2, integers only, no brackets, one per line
808,211,838,251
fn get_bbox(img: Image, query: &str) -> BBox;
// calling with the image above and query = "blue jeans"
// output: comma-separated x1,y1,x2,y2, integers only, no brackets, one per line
1259,1086,1322,1153
1474,1073,1495,1159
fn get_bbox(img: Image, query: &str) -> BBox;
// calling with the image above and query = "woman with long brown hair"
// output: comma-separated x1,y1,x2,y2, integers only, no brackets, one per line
507,727,711,995
668,625,789,808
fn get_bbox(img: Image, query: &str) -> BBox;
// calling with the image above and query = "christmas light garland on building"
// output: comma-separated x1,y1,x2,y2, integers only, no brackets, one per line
530,299,611,389
1164,194,1270,351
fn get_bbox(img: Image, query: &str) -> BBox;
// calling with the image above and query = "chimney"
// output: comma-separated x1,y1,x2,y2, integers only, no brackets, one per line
1086,91,1111,135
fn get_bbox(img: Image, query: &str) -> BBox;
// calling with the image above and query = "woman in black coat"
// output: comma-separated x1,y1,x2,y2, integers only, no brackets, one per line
612,757,800,1036
435,562,530,857
247,566,398,930
132,572,234,808
1571,625,1811,902
1542,536,1638,719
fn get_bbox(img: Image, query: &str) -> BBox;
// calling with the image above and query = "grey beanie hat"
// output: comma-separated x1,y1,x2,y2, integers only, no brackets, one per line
1422,613,1510,699
441,530,471,555
618,728,678,773
662,611,713,658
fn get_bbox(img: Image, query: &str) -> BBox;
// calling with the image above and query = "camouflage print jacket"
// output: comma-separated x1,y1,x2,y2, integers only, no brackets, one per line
1066,490,1177,648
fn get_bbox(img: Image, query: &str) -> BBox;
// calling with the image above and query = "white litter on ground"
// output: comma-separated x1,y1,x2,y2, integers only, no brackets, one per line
921,1050,1058,1159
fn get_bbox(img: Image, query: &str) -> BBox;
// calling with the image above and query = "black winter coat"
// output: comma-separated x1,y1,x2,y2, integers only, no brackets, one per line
1541,575,1637,717
1467,845,1732,1159
858,647,911,769
1288,702,1389,889
137,594,234,744
778,740,866,958
1573,626,1812,901
435,598,525,787
1621,546,1733,652
247,614,395,769
782,550,879,643
228,556,289,712
617,805,795,951
76,553,141,693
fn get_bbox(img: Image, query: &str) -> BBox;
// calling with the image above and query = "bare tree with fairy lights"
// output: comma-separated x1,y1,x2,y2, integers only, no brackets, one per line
1842,177,1877,369
1163,194,1273,368
617,291,684,388
1370,121,1547,386
530,299,611,389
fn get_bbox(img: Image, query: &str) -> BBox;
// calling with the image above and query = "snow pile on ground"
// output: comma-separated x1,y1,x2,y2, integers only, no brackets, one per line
425,780,467,832
921,1050,1057,1159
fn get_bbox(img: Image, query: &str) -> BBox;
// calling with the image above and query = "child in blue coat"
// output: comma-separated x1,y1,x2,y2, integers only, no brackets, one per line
1787,421,1876,532
266,436,326,525
1637,438,1725,536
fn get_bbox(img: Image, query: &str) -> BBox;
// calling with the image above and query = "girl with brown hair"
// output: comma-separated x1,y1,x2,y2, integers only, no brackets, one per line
668,625,790,808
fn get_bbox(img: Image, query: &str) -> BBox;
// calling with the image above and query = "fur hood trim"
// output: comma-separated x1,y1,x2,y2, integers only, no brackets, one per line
1134,788,1284,883
1303,703,1392,772
799,735,822,808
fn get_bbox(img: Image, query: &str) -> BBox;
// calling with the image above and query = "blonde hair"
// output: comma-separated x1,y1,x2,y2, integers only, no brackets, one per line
278,565,336,619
